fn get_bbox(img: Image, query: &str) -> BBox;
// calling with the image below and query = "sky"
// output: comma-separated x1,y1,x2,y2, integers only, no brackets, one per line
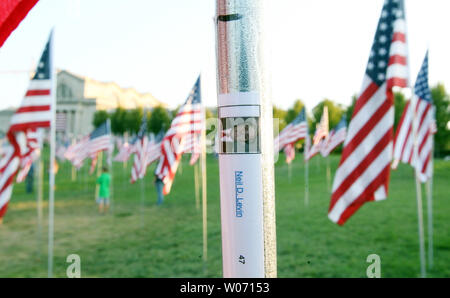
0,0,449,112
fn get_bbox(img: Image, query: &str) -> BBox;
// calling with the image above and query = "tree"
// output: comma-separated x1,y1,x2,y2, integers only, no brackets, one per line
110,107,127,135
311,99,344,131
148,106,171,135
284,99,305,125
431,83,450,156
125,108,143,135
273,105,287,132
92,110,109,128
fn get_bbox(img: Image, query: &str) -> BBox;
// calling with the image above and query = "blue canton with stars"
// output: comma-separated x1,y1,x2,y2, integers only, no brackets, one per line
185,76,202,105
365,0,405,86
414,53,432,103
32,35,51,80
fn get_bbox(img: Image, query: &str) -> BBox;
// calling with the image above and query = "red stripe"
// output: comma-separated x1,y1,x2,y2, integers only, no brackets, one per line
340,98,392,165
352,82,379,118
25,89,50,96
336,165,390,225
387,78,407,89
417,103,431,134
9,121,50,132
418,129,431,157
421,152,431,175
16,105,50,113
393,101,409,147
388,55,407,66
392,32,406,43
329,129,391,212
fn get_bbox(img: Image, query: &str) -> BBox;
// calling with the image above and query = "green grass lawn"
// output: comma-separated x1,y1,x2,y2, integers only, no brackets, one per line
0,151,449,277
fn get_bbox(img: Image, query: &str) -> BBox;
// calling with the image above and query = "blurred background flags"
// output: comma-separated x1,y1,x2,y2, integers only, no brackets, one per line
321,115,347,157
274,107,308,163
329,0,409,225
393,52,436,182
155,75,203,195
114,140,135,163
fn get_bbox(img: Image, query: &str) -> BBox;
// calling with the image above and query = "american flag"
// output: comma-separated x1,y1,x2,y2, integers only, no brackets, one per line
65,135,89,169
88,121,112,174
55,112,67,131
9,34,52,132
0,33,53,219
328,0,409,225
155,76,203,195
114,141,135,163
321,115,347,157
306,106,329,161
312,106,329,145
274,107,307,164
16,129,41,183
130,117,151,183
393,52,435,182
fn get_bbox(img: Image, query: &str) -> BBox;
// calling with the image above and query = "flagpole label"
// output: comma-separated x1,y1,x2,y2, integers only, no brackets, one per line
217,92,264,277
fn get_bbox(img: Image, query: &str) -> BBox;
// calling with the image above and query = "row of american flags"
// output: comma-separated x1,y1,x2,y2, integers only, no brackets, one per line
0,0,438,228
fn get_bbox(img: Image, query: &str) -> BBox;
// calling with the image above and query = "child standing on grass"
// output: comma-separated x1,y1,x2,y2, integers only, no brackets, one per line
96,166,111,214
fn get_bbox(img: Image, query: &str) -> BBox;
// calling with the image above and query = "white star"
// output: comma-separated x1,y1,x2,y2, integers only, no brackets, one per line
379,48,387,55
368,62,374,70
378,61,386,68
395,10,403,18
381,10,388,18
379,35,387,43
38,73,44,79
378,73,385,81
39,62,44,68
380,23,388,31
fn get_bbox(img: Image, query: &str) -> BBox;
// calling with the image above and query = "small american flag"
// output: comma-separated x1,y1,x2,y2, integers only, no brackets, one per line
55,112,67,132
312,106,329,145
321,116,347,157
274,108,307,164
329,0,409,225
155,76,203,195
393,52,435,182
88,121,112,174
114,141,135,163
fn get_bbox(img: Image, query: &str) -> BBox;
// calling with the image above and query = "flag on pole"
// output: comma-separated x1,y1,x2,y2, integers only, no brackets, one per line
274,107,307,163
328,0,409,225
0,32,54,219
393,52,436,182
88,122,112,174
306,106,329,161
16,129,42,182
66,122,111,171
312,106,329,145
321,115,347,157
9,35,52,132
114,141,135,162
155,76,203,195
0,0,39,47
130,116,150,184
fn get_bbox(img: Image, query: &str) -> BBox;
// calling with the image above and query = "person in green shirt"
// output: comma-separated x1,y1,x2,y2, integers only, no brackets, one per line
96,166,111,214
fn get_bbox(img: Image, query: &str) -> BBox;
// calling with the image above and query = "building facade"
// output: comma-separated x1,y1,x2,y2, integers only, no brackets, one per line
0,70,166,138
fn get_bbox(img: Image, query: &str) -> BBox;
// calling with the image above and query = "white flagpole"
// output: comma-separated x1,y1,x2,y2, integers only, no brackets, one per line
37,157,44,257
215,0,277,277
411,95,426,278
426,137,434,268
201,109,208,269
305,156,309,207
48,29,56,278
